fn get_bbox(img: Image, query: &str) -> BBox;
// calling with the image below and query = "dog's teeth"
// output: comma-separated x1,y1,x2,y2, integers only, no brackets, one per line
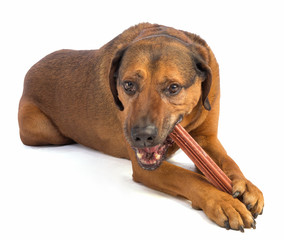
137,153,143,159
154,153,161,160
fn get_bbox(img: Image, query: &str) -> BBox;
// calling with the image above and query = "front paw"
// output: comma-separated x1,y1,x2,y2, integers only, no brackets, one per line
232,178,264,219
201,190,256,231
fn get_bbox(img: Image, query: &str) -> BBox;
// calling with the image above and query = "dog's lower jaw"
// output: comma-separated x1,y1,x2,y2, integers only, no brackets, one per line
134,147,164,171
133,137,173,171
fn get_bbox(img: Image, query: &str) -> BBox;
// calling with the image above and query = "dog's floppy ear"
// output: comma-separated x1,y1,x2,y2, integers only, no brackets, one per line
109,49,126,111
194,56,212,111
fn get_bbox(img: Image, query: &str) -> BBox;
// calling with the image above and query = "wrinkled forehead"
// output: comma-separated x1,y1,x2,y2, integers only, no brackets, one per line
119,37,196,78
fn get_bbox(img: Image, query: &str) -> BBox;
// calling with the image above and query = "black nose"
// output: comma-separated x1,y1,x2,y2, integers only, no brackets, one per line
131,125,158,148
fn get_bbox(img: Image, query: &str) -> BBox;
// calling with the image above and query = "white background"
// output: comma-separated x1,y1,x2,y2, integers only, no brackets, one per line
1,0,283,239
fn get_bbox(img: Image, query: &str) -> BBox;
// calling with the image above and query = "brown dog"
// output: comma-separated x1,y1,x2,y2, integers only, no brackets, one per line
18,23,264,231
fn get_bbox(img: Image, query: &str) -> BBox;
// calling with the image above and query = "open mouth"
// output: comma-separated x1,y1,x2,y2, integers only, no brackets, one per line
134,137,174,171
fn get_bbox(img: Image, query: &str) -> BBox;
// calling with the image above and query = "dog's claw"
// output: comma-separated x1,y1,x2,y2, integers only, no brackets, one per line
232,191,240,198
246,204,252,210
253,213,259,219
224,220,230,230
251,219,256,229
239,225,245,232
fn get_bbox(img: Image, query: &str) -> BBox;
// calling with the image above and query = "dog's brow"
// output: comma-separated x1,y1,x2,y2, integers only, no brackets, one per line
158,78,181,89
121,70,144,81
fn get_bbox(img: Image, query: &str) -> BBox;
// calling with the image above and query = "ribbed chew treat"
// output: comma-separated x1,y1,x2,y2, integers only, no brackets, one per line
170,124,232,194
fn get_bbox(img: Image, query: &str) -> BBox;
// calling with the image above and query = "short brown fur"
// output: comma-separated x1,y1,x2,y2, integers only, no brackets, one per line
18,23,263,231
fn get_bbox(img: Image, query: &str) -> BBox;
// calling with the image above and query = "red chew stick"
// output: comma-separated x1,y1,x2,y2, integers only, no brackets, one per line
170,124,232,194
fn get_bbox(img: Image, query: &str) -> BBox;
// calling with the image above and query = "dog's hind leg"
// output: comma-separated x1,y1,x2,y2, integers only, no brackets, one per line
18,99,73,146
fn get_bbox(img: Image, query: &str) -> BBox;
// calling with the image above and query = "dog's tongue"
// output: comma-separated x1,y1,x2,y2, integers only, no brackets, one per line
140,145,160,154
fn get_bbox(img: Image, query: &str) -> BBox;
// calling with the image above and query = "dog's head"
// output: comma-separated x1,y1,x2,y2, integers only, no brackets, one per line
109,35,212,170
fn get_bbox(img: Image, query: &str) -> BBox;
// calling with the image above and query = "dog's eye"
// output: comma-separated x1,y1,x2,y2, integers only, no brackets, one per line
167,83,181,96
123,81,137,95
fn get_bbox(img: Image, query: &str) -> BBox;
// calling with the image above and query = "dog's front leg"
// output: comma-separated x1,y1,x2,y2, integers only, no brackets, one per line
127,146,256,231
193,135,264,220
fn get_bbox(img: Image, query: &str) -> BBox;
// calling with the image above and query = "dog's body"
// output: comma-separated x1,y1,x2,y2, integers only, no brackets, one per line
18,23,264,231
19,49,129,158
